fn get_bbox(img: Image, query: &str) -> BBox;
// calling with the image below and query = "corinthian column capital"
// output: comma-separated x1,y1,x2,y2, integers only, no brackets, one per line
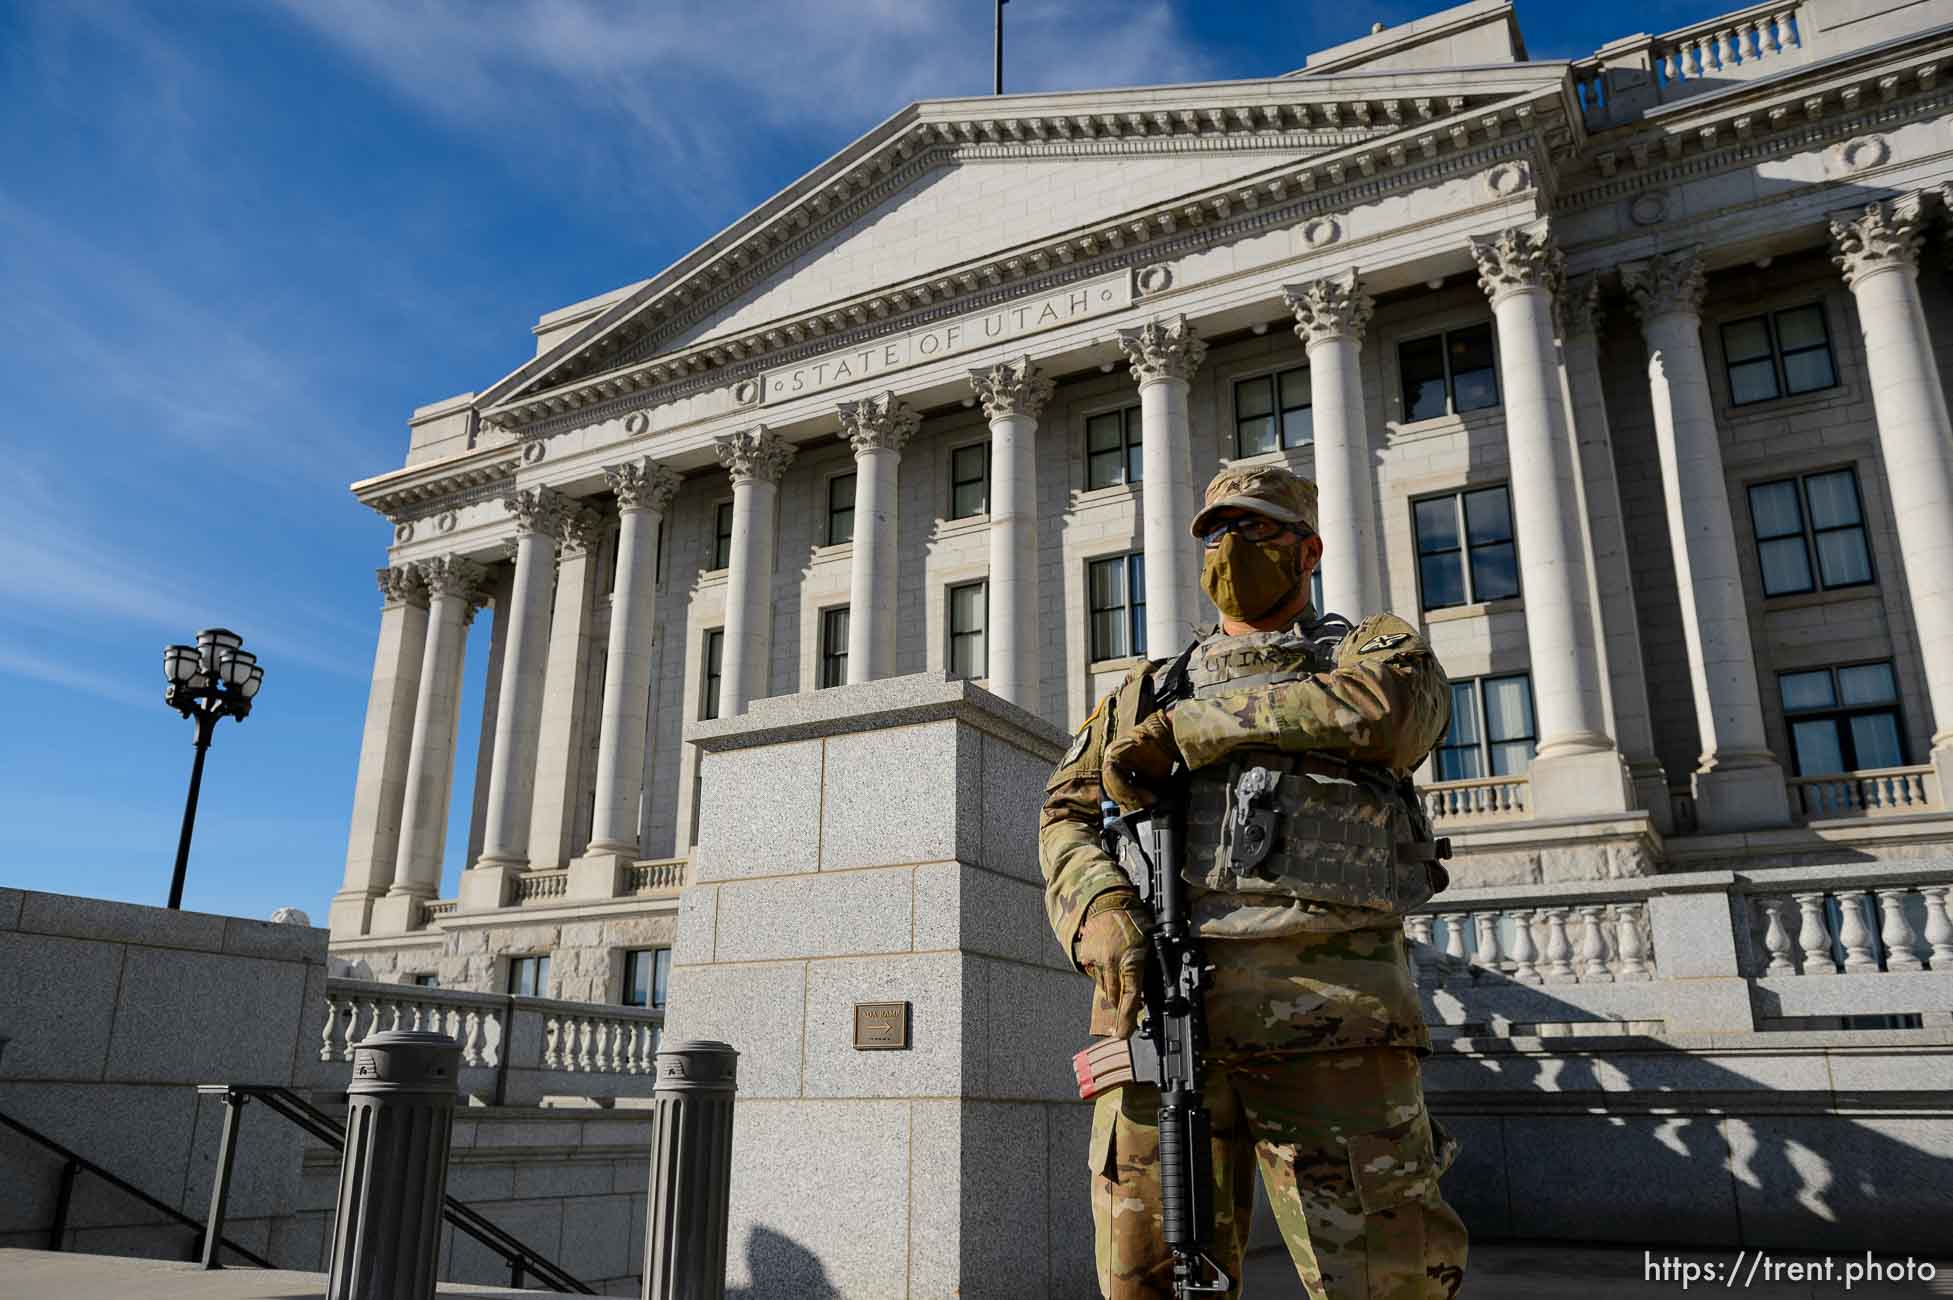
1562,275,1605,341
1470,224,1564,304
557,505,604,559
1830,193,1930,289
416,554,489,603
1622,249,1708,325
1117,315,1206,387
836,390,922,454
605,458,682,514
1282,271,1374,346
376,564,429,609
714,425,797,485
968,356,1055,422
503,486,576,538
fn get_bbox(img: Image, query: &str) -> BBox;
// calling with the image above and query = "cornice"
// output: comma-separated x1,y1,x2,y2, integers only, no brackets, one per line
1556,54,1946,214
487,102,1565,442
354,453,520,525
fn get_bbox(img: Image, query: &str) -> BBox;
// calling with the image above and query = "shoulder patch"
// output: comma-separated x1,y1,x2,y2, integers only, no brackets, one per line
1060,723,1093,768
1358,631,1411,654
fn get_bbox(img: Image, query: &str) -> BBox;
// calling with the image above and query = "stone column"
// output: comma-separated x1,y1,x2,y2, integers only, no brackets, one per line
1623,248,1790,830
375,555,487,933
1470,226,1630,817
573,458,681,898
465,487,573,907
1283,272,1380,617
526,504,602,870
1562,277,1672,829
969,356,1055,708
331,566,431,939
1834,193,1953,793
715,427,797,716
1118,315,1206,657
837,391,920,684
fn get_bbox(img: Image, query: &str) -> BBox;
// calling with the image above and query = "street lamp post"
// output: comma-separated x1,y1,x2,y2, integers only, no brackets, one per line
161,628,265,910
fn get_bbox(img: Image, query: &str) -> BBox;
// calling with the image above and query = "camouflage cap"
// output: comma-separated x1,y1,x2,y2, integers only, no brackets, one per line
1189,464,1319,538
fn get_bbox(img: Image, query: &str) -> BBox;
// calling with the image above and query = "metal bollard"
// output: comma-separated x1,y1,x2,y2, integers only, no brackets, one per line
326,1030,462,1300
642,1040,738,1300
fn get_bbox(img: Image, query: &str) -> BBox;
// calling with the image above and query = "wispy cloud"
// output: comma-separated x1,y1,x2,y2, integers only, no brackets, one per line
272,0,1224,219
0,644,156,710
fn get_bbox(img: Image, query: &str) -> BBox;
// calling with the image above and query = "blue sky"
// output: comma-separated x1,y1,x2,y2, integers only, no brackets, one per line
0,0,1699,923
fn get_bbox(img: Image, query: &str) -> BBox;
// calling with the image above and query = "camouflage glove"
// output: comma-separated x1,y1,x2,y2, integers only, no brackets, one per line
1101,710,1181,813
1074,891,1149,1038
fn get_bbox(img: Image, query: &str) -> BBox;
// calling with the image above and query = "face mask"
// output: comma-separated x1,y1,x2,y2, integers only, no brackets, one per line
1200,532,1304,622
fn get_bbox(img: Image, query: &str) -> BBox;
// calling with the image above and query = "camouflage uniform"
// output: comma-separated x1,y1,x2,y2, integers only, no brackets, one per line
1040,469,1468,1300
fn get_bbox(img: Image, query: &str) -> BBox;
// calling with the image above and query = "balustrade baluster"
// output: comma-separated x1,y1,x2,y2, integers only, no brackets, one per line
544,1015,562,1069
1441,913,1473,987
1759,897,1797,976
1920,886,1953,972
384,999,403,1034
1776,10,1796,51
1577,905,1613,982
1508,910,1543,984
1407,915,1439,988
1473,912,1504,978
1794,892,1838,975
1836,890,1879,973
1614,904,1651,980
1877,888,1926,972
319,995,341,1062
579,1018,597,1071
1540,908,1577,982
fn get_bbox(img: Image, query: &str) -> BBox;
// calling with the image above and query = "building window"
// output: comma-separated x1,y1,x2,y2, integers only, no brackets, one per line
1234,366,1313,456
1413,486,1519,611
950,443,989,519
819,607,850,688
826,472,856,547
1085,405,1143,490
701,629,724,721
1747,468,1873,597
711,501,734,570
508,954,551,998
408,972,439,988
1722,303,1838,405
1780,662,1904,776
1433,674,1537,781
1088,553,1147,663
1399,323,1498,422
622,948,671,1009
949,581,987,680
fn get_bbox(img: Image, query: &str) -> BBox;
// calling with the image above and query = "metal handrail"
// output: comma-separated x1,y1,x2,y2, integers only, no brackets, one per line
196,1084,595,1294
0,1105,272,1267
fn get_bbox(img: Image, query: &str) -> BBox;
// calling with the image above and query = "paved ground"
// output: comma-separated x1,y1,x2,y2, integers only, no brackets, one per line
5,1244,1951,1298
1242,1242,1953,1298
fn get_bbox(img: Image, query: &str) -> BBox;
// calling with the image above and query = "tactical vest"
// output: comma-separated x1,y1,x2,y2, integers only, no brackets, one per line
1173,613,1442,920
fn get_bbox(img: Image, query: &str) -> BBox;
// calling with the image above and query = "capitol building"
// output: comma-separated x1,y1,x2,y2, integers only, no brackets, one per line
314,2,1953,1258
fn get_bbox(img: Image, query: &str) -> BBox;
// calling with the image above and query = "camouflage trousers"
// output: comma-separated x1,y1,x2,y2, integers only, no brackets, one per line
1089,1047,1465,1299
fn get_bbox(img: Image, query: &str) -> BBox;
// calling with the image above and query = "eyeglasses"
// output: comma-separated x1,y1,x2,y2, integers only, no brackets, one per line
1199,517,1308,547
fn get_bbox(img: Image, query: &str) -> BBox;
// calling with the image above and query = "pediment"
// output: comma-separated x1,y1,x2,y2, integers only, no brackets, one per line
476,65,1571,432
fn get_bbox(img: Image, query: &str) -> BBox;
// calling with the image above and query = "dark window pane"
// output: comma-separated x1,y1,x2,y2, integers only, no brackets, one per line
1849,712,1904,769
1758,537,1814,595
1838,662,1897,706
1728,358,1779,404
1236,416,1277,457
1446,682,1481,746
1748,481,1804,539
1091,611,1124,661
952,480,986,518
1791,718,1846,776
1279,367,1311,410
1129,554,1147,658
1489,741,1534,777
1413,498,1460,553
1469,542,1519,601
1775,305,1827,351
1722,316,1772,363
1463,487,1514,545
1087,448,1123,491
1236,376,1273,418
1483,675,1535,744
713,503,734,569
1419,553,1467,610
652,948,671,1008
951,444,987,518
828,473,856,546
1780,670,1836,712
1449,325,1499,412
1782,348,1835,395
702,629,724,720
1814,529,1871,587
1086,412,1123,453
1124,408,1144,484
1803,471,1860,529
1452,367,1499,413
1280,406,1314,449
1400,335,1447,421
1435,748,1482,781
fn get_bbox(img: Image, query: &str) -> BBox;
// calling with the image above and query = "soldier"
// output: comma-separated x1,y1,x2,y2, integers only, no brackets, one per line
1039,464,1468,1300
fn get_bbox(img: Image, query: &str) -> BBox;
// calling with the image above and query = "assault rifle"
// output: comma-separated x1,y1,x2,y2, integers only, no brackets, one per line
1073,787,1231,1298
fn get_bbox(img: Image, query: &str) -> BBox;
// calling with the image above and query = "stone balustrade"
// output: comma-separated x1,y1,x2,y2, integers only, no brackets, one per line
512,868,569,903
625,857,687,895
1407,860,1953,1036
1573,0,1812,129
1788,765,1940,821
318,977,664,1104
400,857,689,930
1421,774,1530,826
